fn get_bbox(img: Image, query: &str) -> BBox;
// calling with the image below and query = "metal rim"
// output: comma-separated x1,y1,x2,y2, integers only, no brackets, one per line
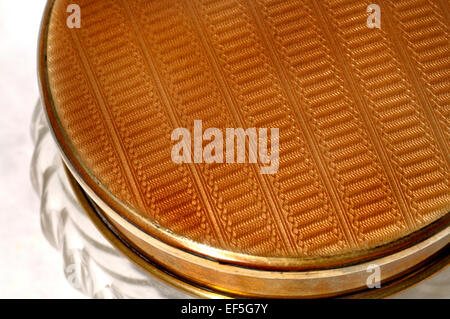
66,165,449,298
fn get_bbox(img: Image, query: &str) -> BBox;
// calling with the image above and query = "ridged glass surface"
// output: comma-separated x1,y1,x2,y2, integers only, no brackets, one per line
31,101,188,298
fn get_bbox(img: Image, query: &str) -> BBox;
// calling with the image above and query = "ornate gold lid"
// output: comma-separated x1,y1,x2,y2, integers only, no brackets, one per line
39,0,449,296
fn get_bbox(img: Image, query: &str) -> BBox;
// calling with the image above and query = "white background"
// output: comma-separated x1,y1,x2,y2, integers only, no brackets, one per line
0,0,83,298
0,0,447,298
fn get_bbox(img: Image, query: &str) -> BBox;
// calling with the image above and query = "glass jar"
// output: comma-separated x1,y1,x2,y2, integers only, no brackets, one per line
31,100,189,298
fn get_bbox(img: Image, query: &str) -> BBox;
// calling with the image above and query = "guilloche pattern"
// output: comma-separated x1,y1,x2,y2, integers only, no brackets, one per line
189,0,348,254
46,0,449,259
321,0,449,227
388,0,449,152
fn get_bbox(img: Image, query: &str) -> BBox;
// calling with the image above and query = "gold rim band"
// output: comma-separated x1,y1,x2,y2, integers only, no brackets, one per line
66,164,449,298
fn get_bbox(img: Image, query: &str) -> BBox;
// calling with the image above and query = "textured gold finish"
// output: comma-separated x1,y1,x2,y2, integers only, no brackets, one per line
39,0,449,296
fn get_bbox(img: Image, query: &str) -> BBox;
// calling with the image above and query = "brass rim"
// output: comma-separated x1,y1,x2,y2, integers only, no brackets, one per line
66,165,449,298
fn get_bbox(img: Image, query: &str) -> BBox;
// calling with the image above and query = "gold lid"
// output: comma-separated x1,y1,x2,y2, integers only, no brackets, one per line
39,0,449,297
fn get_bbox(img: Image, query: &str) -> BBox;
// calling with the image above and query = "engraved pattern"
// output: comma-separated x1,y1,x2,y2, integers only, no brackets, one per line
45,0,449,259
320,0,450,226
385,0,449,153
252,0,407,246
47,3,133,205
190,0,348,254
50,0,218,246
126,0,285,254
